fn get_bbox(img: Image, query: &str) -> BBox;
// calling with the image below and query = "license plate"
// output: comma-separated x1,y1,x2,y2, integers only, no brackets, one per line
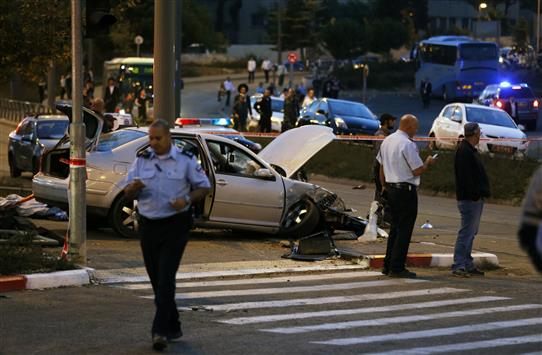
491,145,514,154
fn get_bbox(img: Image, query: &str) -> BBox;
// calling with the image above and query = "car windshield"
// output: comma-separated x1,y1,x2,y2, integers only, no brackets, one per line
96,130,147,152
466,107,516,128
331,101,375,119
499,87,535,99
460,44,498,61
37,120,69,139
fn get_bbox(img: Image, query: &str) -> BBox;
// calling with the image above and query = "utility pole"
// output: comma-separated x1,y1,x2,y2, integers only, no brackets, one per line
69,0,87,264
154,0,176,125
537,0,540,54
174,0,182,118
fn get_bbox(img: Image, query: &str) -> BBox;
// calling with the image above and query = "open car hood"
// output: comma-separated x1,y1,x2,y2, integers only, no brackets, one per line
55,103,103,150
258,125,335,178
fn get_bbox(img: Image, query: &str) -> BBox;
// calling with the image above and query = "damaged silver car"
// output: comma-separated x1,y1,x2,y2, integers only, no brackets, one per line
32,104,379,239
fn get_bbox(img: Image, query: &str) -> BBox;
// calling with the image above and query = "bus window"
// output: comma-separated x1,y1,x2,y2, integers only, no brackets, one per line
460,44,497,61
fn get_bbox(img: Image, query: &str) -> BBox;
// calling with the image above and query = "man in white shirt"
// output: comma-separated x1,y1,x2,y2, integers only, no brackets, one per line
223,77,234,107
247,58,256,83
261,59,272,83
377,114,437,278
302,88,316,108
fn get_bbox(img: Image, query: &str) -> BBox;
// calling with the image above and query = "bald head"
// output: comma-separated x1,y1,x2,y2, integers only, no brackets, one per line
399,114,419,138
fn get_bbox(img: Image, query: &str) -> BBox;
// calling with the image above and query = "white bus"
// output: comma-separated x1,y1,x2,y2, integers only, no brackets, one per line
414,36,499,101
103,57,153,94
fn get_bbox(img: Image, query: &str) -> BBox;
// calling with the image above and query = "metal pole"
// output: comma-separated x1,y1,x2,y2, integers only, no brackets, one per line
69,0,86,264
154,0,176,125
289,62,293,88
537,0,540,54
174,0,182,118
277,3,282,63
136,44,140,57
362,66,367,103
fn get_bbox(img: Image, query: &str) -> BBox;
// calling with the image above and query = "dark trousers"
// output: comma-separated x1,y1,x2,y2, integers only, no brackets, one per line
225,91,231,106
260,116,272,132
139,212,191,336
248,71,255,83
264,70,270,83
384,186,418,273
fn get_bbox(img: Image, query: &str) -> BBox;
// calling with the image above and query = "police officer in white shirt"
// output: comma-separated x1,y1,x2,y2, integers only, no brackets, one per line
377,114,437,278
124,119,211,350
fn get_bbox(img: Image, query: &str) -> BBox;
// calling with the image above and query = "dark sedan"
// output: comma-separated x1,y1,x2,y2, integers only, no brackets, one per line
8,114,69,176
297,98,379,135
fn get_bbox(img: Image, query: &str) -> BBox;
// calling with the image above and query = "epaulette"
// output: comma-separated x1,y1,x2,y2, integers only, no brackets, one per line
137,148,152,159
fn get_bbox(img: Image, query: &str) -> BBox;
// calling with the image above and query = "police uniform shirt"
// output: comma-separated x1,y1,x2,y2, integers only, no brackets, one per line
125,144,211,219
377,130,423,186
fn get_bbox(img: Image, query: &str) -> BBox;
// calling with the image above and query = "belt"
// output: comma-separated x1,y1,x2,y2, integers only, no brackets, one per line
139,211,189,224
386,182,417,191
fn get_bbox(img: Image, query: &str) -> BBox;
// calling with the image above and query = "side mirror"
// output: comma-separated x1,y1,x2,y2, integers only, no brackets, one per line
253,168,275,180
518,124,526,131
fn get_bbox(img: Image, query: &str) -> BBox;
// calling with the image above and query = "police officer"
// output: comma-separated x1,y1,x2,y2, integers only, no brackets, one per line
377,114,437,278
123,119,211,351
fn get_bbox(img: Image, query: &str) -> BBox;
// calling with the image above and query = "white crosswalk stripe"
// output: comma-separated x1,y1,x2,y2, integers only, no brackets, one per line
110,269,542,353
365,334,542,355
219,296,509,325
261,304,542,334
312,317,542,346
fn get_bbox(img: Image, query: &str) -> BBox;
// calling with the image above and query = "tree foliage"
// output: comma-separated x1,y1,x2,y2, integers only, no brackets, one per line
320,18,370,59
0,0,70,83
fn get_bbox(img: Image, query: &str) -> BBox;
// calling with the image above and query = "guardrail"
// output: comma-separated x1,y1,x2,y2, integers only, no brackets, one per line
0,98,51,122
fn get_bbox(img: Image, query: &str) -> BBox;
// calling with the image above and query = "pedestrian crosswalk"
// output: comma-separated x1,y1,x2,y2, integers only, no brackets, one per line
108,269,542,353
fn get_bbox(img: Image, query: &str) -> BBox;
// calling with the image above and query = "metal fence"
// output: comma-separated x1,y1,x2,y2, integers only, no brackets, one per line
0,98,51,122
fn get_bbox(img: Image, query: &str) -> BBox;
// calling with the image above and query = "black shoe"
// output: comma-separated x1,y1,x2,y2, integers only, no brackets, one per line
167,329,183,343
389,269,416,278
467,268,485,276
452,268,471,278
152,334,168,351
381,267,389,275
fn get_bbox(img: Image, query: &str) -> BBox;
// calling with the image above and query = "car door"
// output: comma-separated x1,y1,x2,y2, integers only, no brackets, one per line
17,119,36,171
205,139,284,227
435,106,454,146
449,105,465,144
299,100,318,123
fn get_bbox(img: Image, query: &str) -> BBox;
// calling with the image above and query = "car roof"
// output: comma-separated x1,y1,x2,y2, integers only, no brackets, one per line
322,98,368,106
123,126,242,144
27,114,69,121
449,103,505,113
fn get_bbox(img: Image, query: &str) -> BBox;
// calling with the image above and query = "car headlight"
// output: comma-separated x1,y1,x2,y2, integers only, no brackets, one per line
334,117,348,129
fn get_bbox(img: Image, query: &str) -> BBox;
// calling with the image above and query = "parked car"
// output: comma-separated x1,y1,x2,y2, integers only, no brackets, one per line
248,94,284,132
476,82,539,130
33,104,379,239
297,98,379,135
428,103,528,157
8,114,69,177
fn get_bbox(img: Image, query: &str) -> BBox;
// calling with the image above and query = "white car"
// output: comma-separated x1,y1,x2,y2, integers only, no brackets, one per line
33,104,378,239
429,103,528,157
248,94,284,132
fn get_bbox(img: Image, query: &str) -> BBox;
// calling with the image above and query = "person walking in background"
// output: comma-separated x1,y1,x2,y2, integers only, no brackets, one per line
123,120,211,351
65,72,72,99
223,77,234,107
452,122,490,277
122,91,135,115
277,63,287,87
377,115,437,278
302,88,316,108
217,81,226,104
247,57,256,84
261,58,272,83
254,88,272,133
59,75,67,99
135,88,149,124
104,77,121,113
255,82,265,94
232,84,252,132
282,88,299,132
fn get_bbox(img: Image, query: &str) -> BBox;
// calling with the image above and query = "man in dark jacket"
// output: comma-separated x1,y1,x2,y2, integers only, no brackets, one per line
282,88,299,132
452,122,490,277
254,88,272,133
103,77,121,113
233,84,252,131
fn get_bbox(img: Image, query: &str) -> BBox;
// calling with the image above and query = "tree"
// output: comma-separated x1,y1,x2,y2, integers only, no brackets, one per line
514,18,530,49
370,17,410,54
320,18,369,59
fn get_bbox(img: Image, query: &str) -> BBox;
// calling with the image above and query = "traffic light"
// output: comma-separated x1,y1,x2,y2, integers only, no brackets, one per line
85,0,117,38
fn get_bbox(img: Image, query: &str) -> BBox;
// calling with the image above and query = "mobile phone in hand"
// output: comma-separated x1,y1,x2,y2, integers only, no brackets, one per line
432,153,439,159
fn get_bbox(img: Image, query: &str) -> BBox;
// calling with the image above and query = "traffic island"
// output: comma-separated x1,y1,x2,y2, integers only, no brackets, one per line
0,268,94,292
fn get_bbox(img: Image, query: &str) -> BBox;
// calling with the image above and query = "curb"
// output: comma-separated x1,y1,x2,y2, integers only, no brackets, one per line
364,252,499,269
0,268,95,292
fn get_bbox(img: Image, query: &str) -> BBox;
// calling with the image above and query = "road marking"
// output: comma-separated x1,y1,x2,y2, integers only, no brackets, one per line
177,287,468,311
220,296,509,325
313,317,542,346
116,271,382,290
261,304,542,334
161,279,424,300
365,334,542,355
101,264,371,284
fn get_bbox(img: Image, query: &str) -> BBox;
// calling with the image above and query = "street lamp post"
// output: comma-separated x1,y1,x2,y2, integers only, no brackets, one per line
477,2,488,39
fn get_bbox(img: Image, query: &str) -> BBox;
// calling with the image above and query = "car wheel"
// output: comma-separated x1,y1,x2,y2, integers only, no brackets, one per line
281,199,320,238
8,154,21,178
109,194,139,239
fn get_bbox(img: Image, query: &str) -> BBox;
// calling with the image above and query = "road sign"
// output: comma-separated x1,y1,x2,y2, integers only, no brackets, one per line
288,52,298,63
134,35,144,45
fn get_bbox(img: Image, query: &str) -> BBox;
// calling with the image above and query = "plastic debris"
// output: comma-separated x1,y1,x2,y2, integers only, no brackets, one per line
358,201,379,242
421,220,433,229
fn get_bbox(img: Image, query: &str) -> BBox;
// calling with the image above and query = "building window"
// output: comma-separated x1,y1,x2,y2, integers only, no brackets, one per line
462,18,469,29
251,13,265,28
449,17,456,28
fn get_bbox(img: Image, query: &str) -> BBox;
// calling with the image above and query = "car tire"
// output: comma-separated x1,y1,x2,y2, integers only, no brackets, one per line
281,199,321,238
109,194,140,239
8,154,21,178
